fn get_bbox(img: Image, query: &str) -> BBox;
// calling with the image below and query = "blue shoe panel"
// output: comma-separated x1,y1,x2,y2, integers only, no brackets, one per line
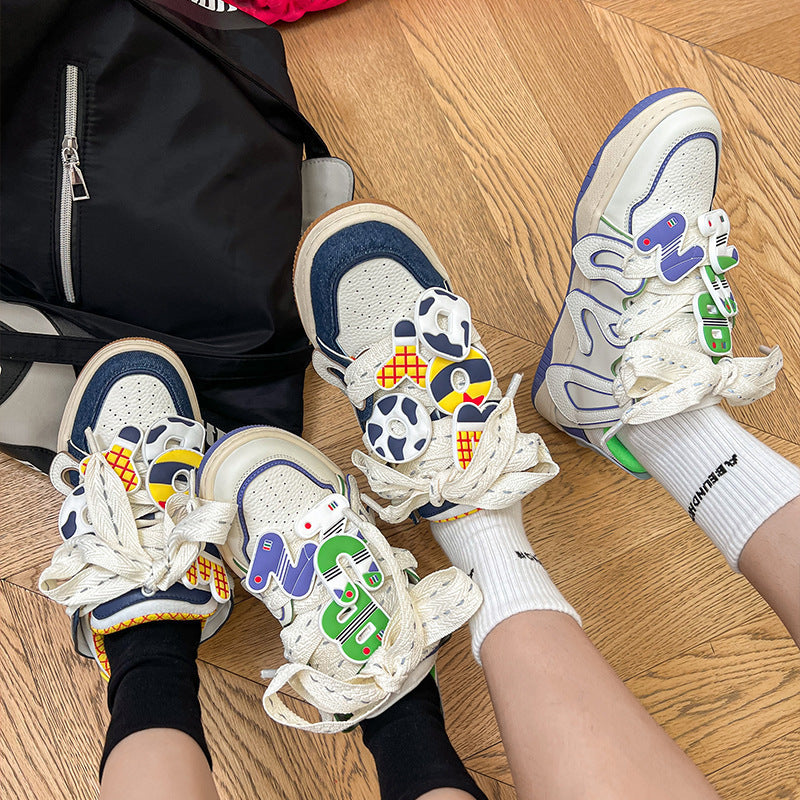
417,499,458,518
309,221,450,363
67,351,195,459
92,583,212,620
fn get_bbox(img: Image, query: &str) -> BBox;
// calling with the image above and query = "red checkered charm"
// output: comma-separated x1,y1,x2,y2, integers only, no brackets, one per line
376,319,429,390
80,425,143,492
452,401,498,469
183,549,231,603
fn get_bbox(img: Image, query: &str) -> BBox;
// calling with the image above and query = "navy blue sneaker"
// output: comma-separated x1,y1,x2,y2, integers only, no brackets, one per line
40,338,234,678
532,89,782,476
294,201,558,526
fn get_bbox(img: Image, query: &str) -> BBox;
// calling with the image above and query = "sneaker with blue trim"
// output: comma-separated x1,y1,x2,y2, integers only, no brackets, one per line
39,338,235,678
196,425,481,732
293,201,558,525
531,88,782,476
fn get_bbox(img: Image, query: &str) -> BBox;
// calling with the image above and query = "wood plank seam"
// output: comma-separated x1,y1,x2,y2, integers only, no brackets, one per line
580,0,800,86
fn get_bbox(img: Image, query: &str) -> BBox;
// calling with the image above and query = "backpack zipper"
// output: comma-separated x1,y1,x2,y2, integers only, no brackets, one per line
58,64,89,304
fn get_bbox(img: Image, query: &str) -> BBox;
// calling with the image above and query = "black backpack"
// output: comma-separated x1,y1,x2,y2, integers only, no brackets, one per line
0,0,353,471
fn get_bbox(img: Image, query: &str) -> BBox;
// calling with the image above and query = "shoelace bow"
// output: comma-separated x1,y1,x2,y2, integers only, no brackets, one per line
316,335,559,525
40,433,235,617
603,232,782,428
259,503,482,733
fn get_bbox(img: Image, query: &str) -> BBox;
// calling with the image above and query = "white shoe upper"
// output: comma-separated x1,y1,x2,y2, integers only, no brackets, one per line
295,202,559,522
39,340,235,675
197,426,482,732
535,90,782,468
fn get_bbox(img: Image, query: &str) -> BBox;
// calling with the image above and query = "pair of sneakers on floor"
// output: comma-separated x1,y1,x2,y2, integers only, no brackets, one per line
39,88,791,734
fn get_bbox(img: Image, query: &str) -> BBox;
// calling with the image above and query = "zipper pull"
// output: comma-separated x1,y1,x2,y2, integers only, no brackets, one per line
61,135,90,201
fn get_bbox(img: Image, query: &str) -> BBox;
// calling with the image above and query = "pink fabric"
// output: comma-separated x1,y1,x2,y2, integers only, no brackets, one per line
226,0,349,24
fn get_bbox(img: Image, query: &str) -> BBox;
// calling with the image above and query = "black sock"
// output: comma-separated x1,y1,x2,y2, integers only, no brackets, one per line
361,675,488,800
99,620,211,779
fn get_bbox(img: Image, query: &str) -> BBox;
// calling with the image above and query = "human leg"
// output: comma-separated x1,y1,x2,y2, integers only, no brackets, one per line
434,506,720,800
618,409,800,643
481,610,720,800
101,729,217,800
39,340,236,796
361,675,487,800
532,87,799,639
293,200,719,799
196,425,487,799
738,496,800,642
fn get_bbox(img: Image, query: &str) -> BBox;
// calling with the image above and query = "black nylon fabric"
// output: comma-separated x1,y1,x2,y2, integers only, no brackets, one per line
0,0,325,436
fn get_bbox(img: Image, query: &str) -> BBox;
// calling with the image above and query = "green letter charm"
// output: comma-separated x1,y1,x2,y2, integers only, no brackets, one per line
315,533,388,663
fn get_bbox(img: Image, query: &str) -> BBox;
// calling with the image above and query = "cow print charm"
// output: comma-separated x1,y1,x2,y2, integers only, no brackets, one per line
363,393,432,464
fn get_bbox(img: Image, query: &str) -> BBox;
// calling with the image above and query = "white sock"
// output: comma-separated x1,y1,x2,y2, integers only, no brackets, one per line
431,503,581,663
618,404,800,570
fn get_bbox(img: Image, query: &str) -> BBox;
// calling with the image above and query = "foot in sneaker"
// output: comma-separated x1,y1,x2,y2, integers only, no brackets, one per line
293,201,558,524
196,425,481,731
39,339,236,677
531,88,783,475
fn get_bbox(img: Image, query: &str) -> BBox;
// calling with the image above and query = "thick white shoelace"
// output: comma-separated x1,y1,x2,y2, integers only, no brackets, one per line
353,389,558,524
259,507,482,732
40,448,235,617
315,333,558,524
576,230,783,429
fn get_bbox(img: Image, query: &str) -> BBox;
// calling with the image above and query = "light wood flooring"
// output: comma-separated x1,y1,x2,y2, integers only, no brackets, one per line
2,1,800,797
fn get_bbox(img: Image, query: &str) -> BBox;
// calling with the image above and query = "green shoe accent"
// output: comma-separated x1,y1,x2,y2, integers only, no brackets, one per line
605,433,647,474
600,215,634,242
717,254,738,271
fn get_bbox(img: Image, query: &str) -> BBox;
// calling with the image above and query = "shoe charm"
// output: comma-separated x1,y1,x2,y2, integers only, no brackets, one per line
367,290,496,463
697,209,739,274
183,548,232,603
364,394,432,463
452,401,499,469
376,319,429,390
635,212,705,284
245,494,389,664
79,425,143,492
415,287,471,360
693,292,733,357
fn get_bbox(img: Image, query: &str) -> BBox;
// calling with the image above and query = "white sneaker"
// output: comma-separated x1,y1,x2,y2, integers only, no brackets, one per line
531,88,782,475
293,201,558,524
197,425,481,732
40,338,235,678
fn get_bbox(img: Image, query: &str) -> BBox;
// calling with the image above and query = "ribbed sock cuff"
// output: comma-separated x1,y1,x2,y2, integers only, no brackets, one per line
619,405,800,570
361,675,488,800
100,620,209,779
432,503,581,663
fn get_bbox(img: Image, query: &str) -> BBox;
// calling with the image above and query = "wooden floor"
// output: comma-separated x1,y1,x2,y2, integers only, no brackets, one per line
2,1,800,797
